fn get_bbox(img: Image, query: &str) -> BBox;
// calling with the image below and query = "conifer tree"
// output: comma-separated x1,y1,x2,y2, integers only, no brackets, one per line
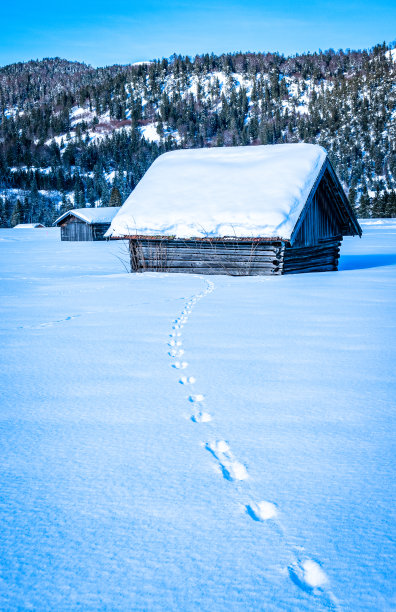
10,199,23,226
108,186,122,207
0,198,6,227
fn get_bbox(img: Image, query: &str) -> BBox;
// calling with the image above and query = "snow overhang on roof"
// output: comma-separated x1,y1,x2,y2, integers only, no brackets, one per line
53,207,121,226
105,144,330,241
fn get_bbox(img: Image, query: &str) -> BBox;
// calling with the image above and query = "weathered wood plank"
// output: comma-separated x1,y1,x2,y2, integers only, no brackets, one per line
135,245,283,255
137,253,281,264
284,264,336,273
140,262,280,271
286,244,340,255
285,243,341,257
285,256,337,266
137,244,283,253
284,254,339,265
286,247,341,258
283,257,337,268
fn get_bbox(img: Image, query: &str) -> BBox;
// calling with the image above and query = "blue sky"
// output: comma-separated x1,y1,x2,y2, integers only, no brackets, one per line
1,0,395,67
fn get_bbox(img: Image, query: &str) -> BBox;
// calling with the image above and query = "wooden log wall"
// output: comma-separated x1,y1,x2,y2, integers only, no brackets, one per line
283,236,342,274
129,236,343,276
129,239,285,275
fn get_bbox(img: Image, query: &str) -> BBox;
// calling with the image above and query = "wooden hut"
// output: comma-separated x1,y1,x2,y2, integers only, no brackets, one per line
54,207,120,241
105,145,361,275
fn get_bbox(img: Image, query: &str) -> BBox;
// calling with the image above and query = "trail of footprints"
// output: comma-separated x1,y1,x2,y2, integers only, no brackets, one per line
18,314,82,329
167,279,337,607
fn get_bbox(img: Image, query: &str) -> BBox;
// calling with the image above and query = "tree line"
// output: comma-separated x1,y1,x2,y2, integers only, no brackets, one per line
0,43,395,226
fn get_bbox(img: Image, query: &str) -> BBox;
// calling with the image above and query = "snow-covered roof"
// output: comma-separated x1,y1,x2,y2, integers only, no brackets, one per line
54,207,121,226
105,144,328,241
14,223,45,228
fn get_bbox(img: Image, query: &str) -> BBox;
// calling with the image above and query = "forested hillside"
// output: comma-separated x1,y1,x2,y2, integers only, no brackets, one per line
0,43,395,226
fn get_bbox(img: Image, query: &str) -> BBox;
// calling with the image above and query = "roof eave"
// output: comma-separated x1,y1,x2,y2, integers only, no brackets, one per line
109,234,290,243
53,211,93,226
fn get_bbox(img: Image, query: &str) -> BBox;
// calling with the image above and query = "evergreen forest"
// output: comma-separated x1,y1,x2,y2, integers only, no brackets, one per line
0,42,395,226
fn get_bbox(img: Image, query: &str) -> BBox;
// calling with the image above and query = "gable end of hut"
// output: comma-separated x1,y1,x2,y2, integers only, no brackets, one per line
282,159,361,274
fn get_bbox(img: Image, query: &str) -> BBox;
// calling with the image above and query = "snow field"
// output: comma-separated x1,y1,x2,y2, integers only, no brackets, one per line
0,224,395,610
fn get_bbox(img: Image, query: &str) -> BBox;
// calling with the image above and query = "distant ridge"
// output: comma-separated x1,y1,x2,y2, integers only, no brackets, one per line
0,42,395,227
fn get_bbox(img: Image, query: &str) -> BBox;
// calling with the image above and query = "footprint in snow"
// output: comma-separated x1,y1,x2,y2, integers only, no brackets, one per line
169,339,182,347
179,376,196,385
246,501,277,521
169,349,185,358
288,559,328,593
206,441,248,481
191,412,212,423
172,361,188,369
189,394,204,403
221,460,248,481
209,440,230,454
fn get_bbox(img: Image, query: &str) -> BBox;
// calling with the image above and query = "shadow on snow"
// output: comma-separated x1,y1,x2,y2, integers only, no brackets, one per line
339,253,396,271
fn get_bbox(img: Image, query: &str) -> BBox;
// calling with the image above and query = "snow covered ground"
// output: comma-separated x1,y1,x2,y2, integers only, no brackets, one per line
0,223,395,610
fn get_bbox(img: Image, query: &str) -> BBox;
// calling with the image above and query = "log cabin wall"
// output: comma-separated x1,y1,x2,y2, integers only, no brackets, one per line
129,239,285,275
283,236,342,274
59,216,111,241
128,234,343,276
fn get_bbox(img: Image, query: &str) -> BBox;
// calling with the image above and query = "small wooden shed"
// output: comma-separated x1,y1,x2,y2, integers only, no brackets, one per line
105,144,361,275
54,207,120,241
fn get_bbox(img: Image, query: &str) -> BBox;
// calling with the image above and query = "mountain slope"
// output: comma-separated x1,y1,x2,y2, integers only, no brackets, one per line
0,44,395,226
